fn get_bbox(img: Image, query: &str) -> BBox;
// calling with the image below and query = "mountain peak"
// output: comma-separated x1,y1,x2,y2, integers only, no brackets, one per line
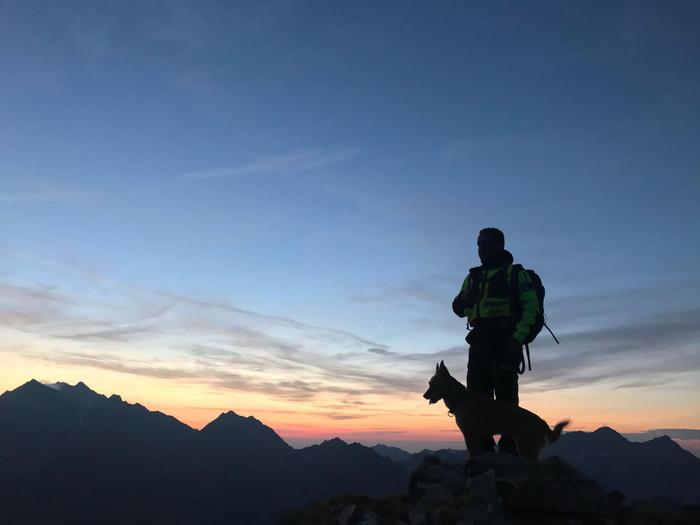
47,381,95,393
7,379,53,397
207,410,244,425
371,444,412,462
645,435,683,452
206,411,268,428
592,426,627,442
321,437,348,447
200,409,292,455
203,410,272,434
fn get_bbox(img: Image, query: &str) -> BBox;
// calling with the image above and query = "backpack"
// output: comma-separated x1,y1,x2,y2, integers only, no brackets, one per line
509,264,559,373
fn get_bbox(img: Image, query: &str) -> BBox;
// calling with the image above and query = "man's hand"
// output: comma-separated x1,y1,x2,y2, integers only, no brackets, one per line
508,338,523,363
508,338,522,352
498,338,523,372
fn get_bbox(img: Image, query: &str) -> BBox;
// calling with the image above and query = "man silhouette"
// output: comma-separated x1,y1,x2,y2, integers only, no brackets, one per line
452,228,539,455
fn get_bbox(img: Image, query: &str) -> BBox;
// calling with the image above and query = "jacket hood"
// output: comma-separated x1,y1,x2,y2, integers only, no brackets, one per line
482,249,513,269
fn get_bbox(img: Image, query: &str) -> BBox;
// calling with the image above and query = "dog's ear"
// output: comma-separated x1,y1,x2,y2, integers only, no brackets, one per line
439,360,448,374
435,362,439,374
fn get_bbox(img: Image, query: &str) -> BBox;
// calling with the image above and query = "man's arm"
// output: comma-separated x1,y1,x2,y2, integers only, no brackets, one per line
512,270,540,344
451,274,471,318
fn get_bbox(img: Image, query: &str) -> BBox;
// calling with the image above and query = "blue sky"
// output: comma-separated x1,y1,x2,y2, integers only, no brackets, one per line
1,1,699,445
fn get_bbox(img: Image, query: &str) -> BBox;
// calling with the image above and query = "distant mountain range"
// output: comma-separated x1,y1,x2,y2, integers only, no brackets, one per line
1,380,699,524
0,380,404,524
624,429,700,458
543,426,700,504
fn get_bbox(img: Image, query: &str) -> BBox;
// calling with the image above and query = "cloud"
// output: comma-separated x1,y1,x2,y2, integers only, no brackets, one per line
346,272,700,394
325,413,368,420
43,353,195,380
614,377,674,389
367,347,396,356
395,346,466,363
36,347,415,402
0,282,70,304
545,279,700,330
152,288,388,351
351,280,446,306
37,351,322,400
0,282,170,343
1,250,116,284
512,308,700,392
181,148,360,180
5,252,700,406
1,255,409,402
0,182,100,203
50,325,160,343
362,304,700,395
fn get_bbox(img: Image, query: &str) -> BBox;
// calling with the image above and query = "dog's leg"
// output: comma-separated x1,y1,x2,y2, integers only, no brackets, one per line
465,435,481,458
514,432,545,460
465,431,490,458
458,419,483,458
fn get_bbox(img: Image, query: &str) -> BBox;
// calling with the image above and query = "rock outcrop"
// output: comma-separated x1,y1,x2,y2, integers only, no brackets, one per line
282,453,700,524
408,453,624,524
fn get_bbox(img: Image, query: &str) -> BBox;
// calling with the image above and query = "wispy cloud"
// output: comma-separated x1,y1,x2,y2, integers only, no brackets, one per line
1,254,408,402
371,304,700,394
0,250,115,284
4,252,700,407
351,280,447,306
181,148,360,180
367,347,397,356
0,182,100,203
325,413,367,420
50,324,161,343
509,308,700,393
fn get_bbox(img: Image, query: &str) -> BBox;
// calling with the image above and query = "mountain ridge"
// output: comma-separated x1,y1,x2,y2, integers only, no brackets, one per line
2,379,699,523
9,380,697,454
0,379,406,524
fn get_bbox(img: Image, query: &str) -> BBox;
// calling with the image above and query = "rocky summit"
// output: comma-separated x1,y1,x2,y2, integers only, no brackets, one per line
282,453,700,524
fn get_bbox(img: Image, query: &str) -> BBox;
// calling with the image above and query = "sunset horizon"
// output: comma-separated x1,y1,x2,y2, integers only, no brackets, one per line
5,375,699,455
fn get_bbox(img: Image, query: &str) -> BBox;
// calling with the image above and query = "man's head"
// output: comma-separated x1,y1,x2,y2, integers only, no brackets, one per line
477,227,505,264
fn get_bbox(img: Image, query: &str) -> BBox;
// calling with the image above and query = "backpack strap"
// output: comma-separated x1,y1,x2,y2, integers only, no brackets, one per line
524,344,531,373
467,266,485,321
543,322,560,344
509,264,523,318
509,264,531,375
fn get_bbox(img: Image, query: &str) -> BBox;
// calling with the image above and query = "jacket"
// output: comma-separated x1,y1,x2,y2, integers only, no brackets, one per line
452,250,539,345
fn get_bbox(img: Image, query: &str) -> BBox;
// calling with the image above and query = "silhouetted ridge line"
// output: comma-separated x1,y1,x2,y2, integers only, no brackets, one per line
2,379,699,525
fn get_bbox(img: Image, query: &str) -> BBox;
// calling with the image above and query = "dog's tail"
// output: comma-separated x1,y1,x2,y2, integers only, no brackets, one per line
547,420,570,444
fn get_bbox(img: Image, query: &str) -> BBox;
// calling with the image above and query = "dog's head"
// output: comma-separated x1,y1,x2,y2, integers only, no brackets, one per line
423,360,451,404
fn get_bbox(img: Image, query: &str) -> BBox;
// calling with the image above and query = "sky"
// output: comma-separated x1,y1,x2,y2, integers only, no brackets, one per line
1,0,699,452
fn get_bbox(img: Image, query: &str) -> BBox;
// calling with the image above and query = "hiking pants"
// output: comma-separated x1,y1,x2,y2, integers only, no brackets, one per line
466,334,520,454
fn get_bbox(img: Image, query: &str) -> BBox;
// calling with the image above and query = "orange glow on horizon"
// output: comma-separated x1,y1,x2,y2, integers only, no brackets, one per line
2,341,699,447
